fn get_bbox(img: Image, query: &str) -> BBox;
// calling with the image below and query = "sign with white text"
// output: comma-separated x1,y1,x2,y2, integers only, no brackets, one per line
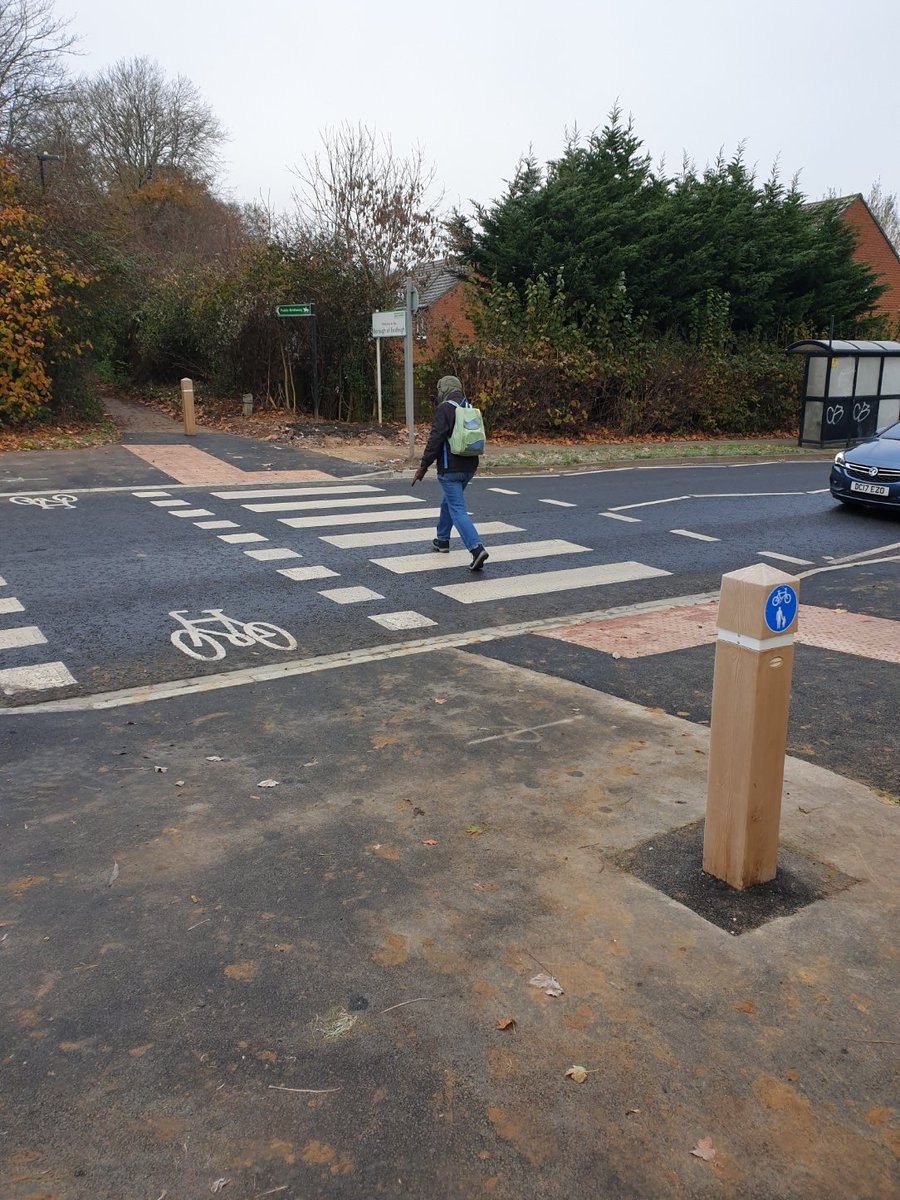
372,309,407,338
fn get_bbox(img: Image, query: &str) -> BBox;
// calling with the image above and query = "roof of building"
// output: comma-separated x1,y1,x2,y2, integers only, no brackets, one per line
787,339,900,357
803,193,900,263
413,261,465,308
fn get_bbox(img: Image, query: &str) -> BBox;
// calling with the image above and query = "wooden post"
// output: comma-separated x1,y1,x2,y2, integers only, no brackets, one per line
703,563,800,889
180,378,196,436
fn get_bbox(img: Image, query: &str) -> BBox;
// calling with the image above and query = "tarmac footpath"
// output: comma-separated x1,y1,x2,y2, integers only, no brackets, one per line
0,649,897,1199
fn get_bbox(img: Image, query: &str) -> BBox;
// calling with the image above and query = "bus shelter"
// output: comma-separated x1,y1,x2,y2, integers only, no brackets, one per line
787,339,900,446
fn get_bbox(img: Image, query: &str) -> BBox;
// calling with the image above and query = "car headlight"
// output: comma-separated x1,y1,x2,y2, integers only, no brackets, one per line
833,451,845,465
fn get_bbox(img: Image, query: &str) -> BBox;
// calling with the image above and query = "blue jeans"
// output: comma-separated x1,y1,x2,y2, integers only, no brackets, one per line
436,472,480,551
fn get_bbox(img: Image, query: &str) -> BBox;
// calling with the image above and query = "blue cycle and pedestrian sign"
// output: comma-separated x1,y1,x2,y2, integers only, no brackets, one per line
764,584,797,633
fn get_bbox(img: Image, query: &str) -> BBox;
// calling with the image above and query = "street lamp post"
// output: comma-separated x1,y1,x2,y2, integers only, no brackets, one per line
37,152,62,192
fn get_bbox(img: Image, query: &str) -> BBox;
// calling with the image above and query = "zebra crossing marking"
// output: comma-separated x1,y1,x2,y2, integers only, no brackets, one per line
321,522,524,549
0,662,77,693
670,529,719,543
369,611,437,631
212,485,384,500
540,499,576,508
244,495,423,513
133,491,171,498
371,539,591,575
219,532,267,544
0,597,26,615
152,499,188,507
434,561,670,604
281,508,442,530
244,548,301,562
319,586,384,604
600,512,641,523
488,488,520,495
278,565,339,581
195,520,240,530
0,625,48,650
170,508,215,518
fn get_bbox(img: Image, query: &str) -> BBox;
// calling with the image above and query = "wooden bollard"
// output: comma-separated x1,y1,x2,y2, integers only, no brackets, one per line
703,564,800,889
180,377,197,436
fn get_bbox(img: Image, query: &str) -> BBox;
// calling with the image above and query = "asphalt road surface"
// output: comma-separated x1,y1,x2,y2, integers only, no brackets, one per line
1,458,898,789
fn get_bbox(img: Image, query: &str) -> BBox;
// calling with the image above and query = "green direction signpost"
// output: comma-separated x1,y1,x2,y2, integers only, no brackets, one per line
275,303,318,414
276,303,313,317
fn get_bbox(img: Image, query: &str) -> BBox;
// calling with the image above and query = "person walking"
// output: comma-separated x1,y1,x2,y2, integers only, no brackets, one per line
411,375,489,571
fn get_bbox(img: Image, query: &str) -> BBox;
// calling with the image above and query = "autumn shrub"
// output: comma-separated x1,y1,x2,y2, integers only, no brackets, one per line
0,159,93,425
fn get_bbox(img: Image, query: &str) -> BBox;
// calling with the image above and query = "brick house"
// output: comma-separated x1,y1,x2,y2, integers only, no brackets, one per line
826,194,900,320
411,261,476,363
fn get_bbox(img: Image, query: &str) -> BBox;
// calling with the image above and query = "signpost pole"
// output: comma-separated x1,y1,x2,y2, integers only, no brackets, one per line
309,306,319,418
376,336,383,426
703,563,800,889
404,279,415,459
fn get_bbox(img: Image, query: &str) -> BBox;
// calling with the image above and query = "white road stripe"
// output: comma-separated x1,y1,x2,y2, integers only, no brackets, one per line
321,522,524,549
600,512,641,523
244,495,423,513
169,508,215,518
610,496,691,511
670,529,720,542
195,520,240,530
0,661,76,692
278,565,339,581
0,597,25,615
372,539,591,575
212,485,383,499
434,561,670,604
825,540,900,565
369,611,437,631
540,498,576,508
757,551,814,566
0,576,6,586
469,715,586,745
488,487,520,495
319,586,384,604
219,532,267,544
0,625,48,650
134,491,171,498
152,499,188,506
244,548,301,561
281,508,442,529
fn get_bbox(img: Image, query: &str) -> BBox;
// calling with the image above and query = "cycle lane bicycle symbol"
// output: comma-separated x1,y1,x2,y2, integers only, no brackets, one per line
9,494,78,510
169,610,298,662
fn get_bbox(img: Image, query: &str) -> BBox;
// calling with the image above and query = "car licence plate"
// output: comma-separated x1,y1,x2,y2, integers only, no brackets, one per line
850,481,890,496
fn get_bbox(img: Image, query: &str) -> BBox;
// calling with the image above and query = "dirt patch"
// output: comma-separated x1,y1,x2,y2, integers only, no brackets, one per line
615,820,857,932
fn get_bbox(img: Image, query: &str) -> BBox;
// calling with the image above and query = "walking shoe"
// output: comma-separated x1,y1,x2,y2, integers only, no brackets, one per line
468,545,489,571
432,538,450,553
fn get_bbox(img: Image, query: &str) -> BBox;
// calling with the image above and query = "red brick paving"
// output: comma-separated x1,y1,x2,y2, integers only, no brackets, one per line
539,603,900,665
123,444,335,484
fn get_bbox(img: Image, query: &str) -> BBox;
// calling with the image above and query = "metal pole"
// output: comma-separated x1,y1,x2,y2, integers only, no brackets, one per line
404,279,415,458
376,337,383,425
309,307,319,418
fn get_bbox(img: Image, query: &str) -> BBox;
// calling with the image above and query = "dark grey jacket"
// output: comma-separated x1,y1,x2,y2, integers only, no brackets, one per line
418,391,479,476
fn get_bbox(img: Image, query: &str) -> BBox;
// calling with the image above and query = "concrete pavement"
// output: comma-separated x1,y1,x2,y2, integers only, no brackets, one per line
1,649,897,1200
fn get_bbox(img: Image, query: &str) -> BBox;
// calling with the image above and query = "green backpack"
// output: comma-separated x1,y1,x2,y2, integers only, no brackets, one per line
448,398,486,457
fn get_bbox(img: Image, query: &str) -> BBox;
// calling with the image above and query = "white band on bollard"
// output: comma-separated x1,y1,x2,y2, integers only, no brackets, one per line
716,629,795,652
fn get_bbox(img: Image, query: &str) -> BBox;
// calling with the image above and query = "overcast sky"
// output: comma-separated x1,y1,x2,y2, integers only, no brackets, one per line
61,0,899,219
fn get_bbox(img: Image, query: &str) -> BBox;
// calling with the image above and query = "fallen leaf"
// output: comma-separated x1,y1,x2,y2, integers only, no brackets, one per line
565,1065,588,1083
190,895,200,904
529,972,564,997
175,780,185,786
466,823,486,836
209,1179,230,1194
303,759,319,767
626,1108,641,1115
691,1136,716,1162
421,839,438,846
433,697,446,704
206,755,223,762
611,652,622,660
676,711,690,718
258,779,279,788
154,765,168,773
497,1017,517,1031
107,861,119,886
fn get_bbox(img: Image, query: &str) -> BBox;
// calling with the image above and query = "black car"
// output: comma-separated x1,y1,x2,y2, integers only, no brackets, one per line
830,421,900,509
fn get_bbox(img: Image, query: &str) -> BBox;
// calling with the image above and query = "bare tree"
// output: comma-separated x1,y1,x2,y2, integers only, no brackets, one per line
0,0,76,146
72,56,226,195
867,179,900,253
291,122,445,305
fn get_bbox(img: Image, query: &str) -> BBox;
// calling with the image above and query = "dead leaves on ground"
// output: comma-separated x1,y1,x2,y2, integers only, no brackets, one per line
496,1017,517,1031
565,1065,590,1083
529,972,564,997
691,1136,717,1162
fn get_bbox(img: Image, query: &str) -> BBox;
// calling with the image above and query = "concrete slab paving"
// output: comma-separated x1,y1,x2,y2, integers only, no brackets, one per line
0,651,897,1199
